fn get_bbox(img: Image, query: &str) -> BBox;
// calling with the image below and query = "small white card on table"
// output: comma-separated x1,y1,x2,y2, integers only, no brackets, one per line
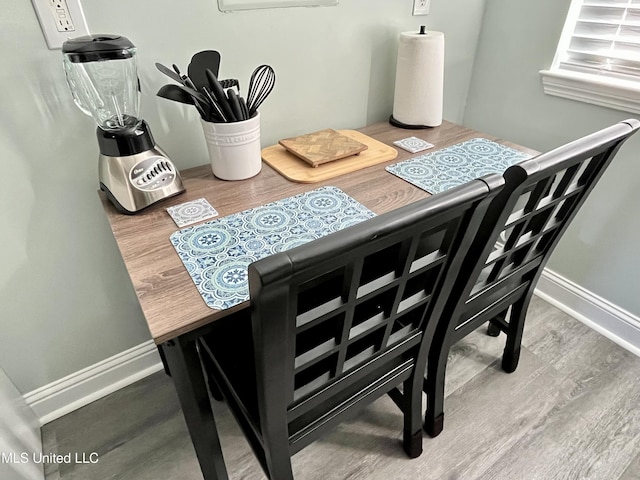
167,198,219,227
393,137,435,154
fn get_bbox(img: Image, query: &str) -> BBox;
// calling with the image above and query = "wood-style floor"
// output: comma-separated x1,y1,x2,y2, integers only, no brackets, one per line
42,296,640,480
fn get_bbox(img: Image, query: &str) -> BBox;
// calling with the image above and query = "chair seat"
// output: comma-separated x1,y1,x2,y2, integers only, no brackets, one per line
201,313,421,448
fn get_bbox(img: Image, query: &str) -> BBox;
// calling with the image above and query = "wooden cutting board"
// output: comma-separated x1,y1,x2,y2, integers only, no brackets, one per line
262,130,398,183
279,128,368,167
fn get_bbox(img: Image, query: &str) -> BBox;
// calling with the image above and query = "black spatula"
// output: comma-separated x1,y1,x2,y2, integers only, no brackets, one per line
156,84,195,105
188,50,221,90
206,69,236,122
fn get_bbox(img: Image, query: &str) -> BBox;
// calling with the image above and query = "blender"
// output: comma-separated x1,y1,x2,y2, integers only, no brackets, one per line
62,34,185,214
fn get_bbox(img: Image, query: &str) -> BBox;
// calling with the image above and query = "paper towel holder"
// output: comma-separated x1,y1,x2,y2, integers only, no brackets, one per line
389,25,437,130
389,115,431,130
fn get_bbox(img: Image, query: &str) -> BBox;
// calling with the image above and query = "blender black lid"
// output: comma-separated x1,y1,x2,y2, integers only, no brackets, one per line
62,34,136,63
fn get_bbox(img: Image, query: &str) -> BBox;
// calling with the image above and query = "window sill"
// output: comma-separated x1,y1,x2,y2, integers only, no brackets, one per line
540,69,640,115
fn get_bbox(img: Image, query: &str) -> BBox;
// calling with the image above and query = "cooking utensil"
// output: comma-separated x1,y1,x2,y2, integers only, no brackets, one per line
206,68,236,122
156,84,196,105
170,83,208,105
157,62,203,96
202,86,227,122
167,63,200,92
157,56,259,123
246,64,275,116
220,78,240,93
239,96,249,120
227,89,244,121
188,50,221,90
155,62,184,84
170,83,213,119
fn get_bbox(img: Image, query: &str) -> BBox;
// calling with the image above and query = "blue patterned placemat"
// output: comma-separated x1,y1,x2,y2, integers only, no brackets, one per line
386,138,532,194
170,186,376,310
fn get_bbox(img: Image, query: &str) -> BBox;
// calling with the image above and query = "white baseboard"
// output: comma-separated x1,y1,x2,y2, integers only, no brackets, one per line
24,341,163,426
535,268,640,358
23,268,640,426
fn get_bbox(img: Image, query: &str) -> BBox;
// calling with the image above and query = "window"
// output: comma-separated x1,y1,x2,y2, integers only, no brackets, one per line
540,0,640,114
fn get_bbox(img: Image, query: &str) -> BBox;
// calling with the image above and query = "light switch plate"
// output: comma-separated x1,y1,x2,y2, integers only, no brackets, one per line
413,0,430,16
31,0,89,49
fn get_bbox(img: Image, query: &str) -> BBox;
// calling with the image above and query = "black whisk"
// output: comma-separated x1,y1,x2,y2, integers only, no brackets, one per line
246,65,276,117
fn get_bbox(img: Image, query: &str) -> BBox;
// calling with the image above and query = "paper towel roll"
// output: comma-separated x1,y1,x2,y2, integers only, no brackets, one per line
392,29,445,128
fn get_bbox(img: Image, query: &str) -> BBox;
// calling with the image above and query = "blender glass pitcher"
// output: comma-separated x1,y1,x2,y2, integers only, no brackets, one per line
62,35,141,131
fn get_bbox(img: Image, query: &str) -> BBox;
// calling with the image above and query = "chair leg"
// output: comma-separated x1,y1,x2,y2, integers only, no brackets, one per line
486,320,501,337
402,377,423,458
502,297,530,374
424,408,444,438
486,309,508,337
264,459,294,480
260,407,295,479
423,348,448,437
403,429,423,459
262,440,295,480
502,347,521,374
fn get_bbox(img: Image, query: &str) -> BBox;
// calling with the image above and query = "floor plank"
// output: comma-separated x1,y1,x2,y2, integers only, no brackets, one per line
619,451,640,480
41,296,640,480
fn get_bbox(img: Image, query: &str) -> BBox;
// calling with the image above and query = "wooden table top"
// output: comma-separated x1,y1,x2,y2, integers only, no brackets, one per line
99,121,537,344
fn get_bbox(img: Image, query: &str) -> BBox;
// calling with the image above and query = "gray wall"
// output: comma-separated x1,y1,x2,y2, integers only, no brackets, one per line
0,0,486,393
464,0,640,316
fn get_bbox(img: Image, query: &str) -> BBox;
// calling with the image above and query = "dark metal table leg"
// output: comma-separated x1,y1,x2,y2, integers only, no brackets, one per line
157,345,171,376
160,338,228,480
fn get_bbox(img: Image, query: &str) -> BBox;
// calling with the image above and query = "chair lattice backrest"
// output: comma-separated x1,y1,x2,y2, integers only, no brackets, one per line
422,120,639,439
450,119,640,342
248,176,503,452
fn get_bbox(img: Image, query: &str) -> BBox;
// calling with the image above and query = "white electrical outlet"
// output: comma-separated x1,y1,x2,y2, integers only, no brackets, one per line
51,0,75,32
32,0,89,50
413,0,430,16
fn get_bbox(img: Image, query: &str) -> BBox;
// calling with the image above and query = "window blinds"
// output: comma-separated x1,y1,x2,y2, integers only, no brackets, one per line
559,0,640,82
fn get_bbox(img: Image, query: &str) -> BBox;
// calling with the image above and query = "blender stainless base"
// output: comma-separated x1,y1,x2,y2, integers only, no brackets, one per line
99,147,185,214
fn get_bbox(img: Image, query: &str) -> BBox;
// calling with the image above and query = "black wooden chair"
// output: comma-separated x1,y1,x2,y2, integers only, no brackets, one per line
423,119,640,437
198,175,504,480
